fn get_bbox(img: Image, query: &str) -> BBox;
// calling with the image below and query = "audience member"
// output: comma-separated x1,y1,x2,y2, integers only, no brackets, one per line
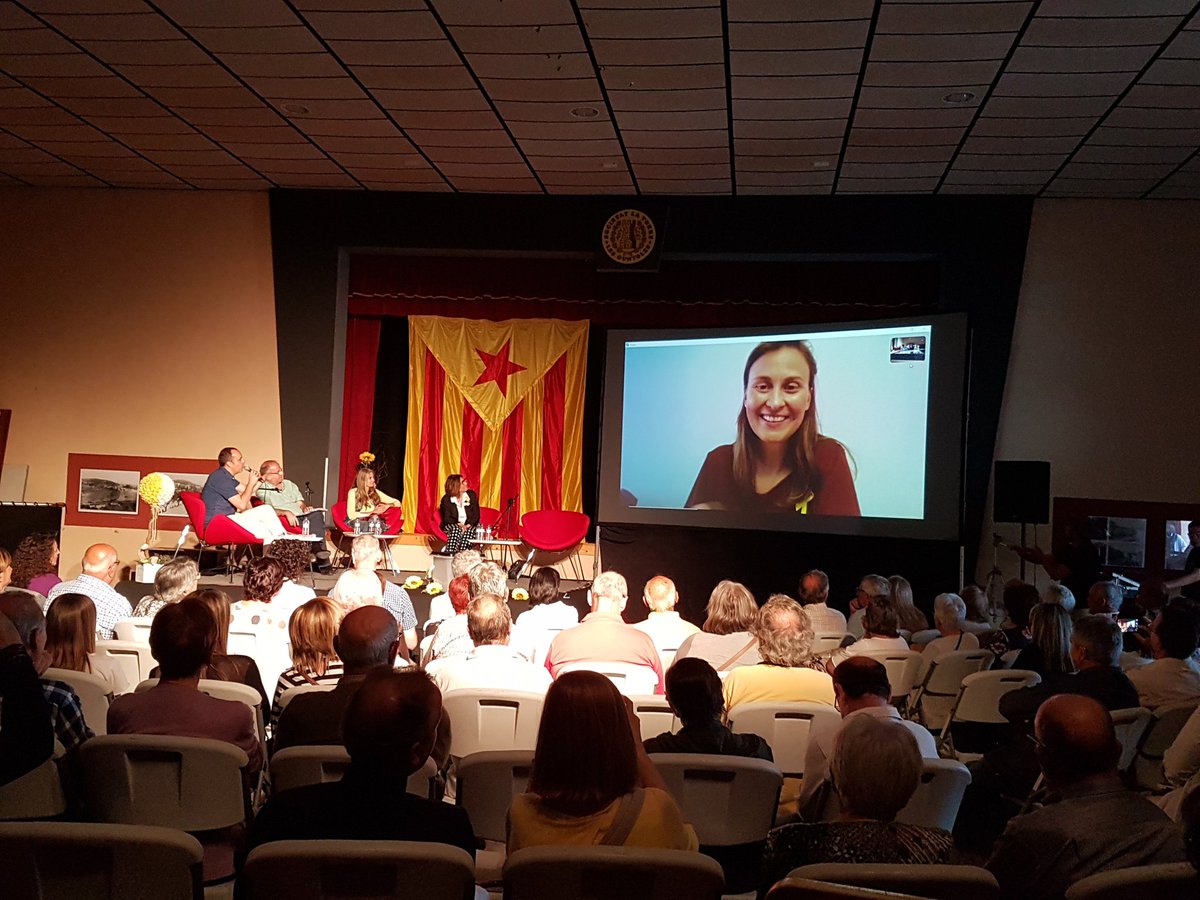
1126,605,1200,711
674,580,763,671
1041,582,1076,614
0,548,10,592
511,566,579,667
330,568,385,610
44,593,129,695
799,657,938,821
1012,603,1074,678
0,589,91,754
986,695,1186,900
797,569,846,634
427,548,483,626
761,715,953,896
995,580,1041,652
249,668,475,855
723,595,834,710
1164,521,1200,600
544,571,664,693
341,535,417,653
828,597,908,668
507,670,697,852
889,575,929,634
0,607,54,785
11,533,61,597
421,573,473,665
46,543,131,639
1086,580,1122,621
269,596,344,731
643,657,772,760
132,558,199,618
1156,703,1200,821
231,557,302,689
264,539,317,608
428,593,552,694
846,574,889,639
200,446,287,540
185,588,269,708
632,575,700,667
915,592,980,680
960,584,995,635
273,605,400,755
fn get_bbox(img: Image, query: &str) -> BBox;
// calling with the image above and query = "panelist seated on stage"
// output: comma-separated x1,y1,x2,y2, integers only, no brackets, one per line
255,459,331,571
438,473,479,555
200,447,288,540
345,466,401,532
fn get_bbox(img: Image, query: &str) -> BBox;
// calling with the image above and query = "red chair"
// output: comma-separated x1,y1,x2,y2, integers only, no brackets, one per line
519,510,591,582
178,491,261,579
250,497,303,535
329,501,354,568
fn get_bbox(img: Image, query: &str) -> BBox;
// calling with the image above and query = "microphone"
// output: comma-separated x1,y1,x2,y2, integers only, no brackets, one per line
506,496,516,507
172,525,191,560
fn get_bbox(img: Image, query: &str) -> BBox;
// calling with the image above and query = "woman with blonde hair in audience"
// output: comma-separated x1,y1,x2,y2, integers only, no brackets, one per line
1012,603,1074,677
269,596,344,729
133,558,199,618
889,575,930,634
11,533,61,597
508,670,697,853
44,592,129,694
674,580,762,671
186,587,269,708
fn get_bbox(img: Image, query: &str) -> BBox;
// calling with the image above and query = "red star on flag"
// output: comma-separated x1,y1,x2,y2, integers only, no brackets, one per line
473,339,526,397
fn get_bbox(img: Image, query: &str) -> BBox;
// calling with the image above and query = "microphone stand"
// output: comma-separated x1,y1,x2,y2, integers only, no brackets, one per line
496,497,516,539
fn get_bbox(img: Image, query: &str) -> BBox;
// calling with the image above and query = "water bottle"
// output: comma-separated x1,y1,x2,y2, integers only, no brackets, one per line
302,517,310,536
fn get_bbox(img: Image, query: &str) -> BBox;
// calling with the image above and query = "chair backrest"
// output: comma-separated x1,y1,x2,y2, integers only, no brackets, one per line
768,878,930,899
1064,862,1200,900
456,749,534,843
442,689,545,758
243,840,476,900
556,660,659,696
912,649,995,729
227,627,258,657
113,616,154,644
504,845,725,900
811,632,849,655
787,863,1000,900
329,501,351,534
0,821,204,900
0,758,67,820
1133,701,1200,791
726,701,840,777
134,677,266,755
44,666,112,737
79,734,248,832
1109,706,1154,772
950,669,1041,726
278,682,337,710
998,649,1020,669
909,629,942,647
270,744,436,800
178,491,208,539
860,650,923,701
895,758,973,831
649,753,783,846
95,639,156,687
628,694,680,742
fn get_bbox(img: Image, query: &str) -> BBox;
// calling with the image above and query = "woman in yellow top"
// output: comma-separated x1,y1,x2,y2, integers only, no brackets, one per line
507,670,698,853
345,467,402,533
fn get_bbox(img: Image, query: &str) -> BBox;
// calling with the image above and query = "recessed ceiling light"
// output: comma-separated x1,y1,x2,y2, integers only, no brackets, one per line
602,161,619,169
812,160,830,169
570,106,599,119
279,102,310,116
943,91,976,104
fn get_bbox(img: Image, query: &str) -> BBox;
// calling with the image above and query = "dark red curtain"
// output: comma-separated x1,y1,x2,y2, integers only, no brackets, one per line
339,316,381,506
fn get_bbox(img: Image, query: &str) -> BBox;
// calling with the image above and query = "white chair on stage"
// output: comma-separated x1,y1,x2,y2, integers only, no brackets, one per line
113,616,154,643
628,694,679,742
725,701,839,778
44,666,112,736
556,660,659,696
456,749,535,883
504,846,725,900
95,638,156,687
0,758,67,820
909,649,995,730
939,669,1041,760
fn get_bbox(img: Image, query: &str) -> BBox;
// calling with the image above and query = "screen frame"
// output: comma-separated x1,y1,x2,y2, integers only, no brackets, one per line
597,312,968,542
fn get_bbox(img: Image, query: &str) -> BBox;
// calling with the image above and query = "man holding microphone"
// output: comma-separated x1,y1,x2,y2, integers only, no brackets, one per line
200,447,288,540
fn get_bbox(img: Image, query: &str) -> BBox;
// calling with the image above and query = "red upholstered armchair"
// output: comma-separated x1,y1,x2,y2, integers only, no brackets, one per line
178,491,261,578
519,510,590,582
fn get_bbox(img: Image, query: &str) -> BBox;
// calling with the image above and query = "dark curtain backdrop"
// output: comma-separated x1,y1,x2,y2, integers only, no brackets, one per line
339,316,380,503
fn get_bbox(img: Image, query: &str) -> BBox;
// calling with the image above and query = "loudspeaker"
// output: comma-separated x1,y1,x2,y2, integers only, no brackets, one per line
994,461,1051,524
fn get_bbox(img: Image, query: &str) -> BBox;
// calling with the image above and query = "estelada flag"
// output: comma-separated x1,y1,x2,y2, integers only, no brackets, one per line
402,316,588,536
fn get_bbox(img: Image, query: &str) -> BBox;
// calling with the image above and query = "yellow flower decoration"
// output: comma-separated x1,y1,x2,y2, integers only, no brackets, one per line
403,575,425,590
427,581,443,595
137,472,176,509
511,588,529,602
359,451,376,465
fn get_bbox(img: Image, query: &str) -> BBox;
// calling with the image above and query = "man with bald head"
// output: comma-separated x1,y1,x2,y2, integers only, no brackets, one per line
248,668,475,856
987,694,1185,899
428,593,551,695
632,575,699,669
46,543,130,638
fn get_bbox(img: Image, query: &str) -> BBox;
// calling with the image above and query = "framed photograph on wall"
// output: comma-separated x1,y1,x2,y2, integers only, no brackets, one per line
78,468,140,515
66,453,214,528
160,472,209,517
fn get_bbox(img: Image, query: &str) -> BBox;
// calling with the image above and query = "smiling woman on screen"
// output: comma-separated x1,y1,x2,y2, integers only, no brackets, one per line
685,340,860,516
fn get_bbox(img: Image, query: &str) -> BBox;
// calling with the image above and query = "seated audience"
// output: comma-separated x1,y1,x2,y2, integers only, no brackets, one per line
231,557,302,689
507,670,697,853
511,566,579,667
264,539,317,608
132,558,199,618
799,657,938,821
632,575,700,668
428,592,552,694
269,596,344,731
1012,602,1074,678
421,573,473,666
45,593,129,695
0,548,10,592
846,574,890,639
889,574,930,634
1157,702,1200,820
427,548,482,628
544,570,664,693
0,589,91,754
248,668,476,856
1041,582,1076,615
183,588,269,708
993,580,1041,653
723,595,834,710
341,535,417,653
1086,580,1123,621
1126,604,1200,712
828,597,908,668
987,695,1186,900
330,568,384,610
273,605,401,755
915,592,980,680
674,580,763,671
46,543,131,639
798,569,847,634
0,607,54,785
11,533,61,598
960,584,996,635
760,715,953,896
643,657,772,760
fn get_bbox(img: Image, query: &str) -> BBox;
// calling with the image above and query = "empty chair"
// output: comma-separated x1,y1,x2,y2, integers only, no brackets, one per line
555,660,659,696
271,744,437,800
504,845,724,900
242,839,476,900
726,701,840,777
628,694,680,742
0,821,204,900
909,649,995,730
939,669,1041,760
859,649,923,707
441,689,544,759
1064,862,1200,900
113,617,154,644
44,665,111,736
783,864,1000,900
1132,701,1200,791
456,749,534,883
518,510,591,582
0,758,66,821
95,639,156,687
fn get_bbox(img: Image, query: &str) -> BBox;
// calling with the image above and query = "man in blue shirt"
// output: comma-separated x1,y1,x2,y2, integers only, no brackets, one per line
200,447,288,539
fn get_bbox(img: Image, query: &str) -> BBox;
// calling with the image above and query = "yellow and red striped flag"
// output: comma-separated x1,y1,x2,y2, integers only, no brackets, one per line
402,316,588,535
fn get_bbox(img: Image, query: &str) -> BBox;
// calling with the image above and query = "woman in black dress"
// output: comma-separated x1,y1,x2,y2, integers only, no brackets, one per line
438,473,480,554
